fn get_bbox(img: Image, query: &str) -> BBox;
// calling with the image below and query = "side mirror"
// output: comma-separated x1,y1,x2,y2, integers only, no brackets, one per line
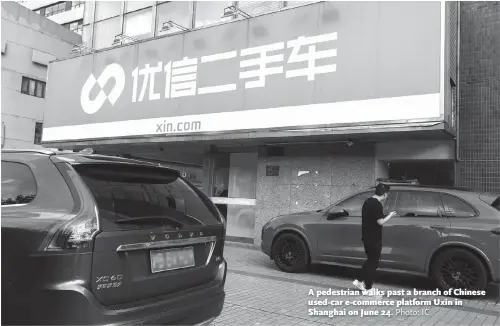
327,209,349,220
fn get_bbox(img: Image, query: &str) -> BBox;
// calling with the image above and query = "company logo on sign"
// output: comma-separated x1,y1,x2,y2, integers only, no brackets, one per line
81,63,126,114
79,32,338,114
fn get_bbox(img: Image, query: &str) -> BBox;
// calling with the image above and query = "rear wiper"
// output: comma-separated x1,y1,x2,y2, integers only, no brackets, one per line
115,216,183,228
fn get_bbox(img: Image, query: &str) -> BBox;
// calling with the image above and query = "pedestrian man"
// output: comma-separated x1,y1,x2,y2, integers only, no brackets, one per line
353,183,397,297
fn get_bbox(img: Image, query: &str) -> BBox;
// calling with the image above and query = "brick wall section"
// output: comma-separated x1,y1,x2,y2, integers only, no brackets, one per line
456,2,500,193
253,144,375,245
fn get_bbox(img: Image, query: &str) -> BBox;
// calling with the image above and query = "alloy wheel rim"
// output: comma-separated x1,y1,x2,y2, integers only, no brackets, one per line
277,240,301,268
440,256,479,290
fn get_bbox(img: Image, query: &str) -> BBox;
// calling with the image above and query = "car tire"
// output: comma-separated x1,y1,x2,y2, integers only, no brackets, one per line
272,233,310,273
431,248,488,294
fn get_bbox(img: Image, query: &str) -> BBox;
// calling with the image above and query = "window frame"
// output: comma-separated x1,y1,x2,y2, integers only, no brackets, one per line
44,1,67,17
391,190,446,218
34,122,43,145
194,1,235,29
72,1,84,9
440,193,478,218
1,160,38,207
21,77,46,98
333,190,397,217
66,19,84,35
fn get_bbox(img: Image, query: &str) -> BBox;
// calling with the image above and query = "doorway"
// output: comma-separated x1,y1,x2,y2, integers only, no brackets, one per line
388,160,454,187
209,152,258,243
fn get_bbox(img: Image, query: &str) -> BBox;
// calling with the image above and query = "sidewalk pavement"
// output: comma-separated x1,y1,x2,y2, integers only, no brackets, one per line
211,243,500,326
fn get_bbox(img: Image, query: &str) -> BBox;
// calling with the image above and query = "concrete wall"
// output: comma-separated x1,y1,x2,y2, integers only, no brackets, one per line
1,1,81,149
456,2,500,193
254,143,376,245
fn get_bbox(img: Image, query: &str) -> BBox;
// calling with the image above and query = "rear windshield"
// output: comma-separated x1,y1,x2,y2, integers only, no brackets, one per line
74,164,221,231
479,193,500,211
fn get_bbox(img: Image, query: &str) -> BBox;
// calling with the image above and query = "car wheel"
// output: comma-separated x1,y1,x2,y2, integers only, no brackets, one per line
431,248,488,293
272,233,309,273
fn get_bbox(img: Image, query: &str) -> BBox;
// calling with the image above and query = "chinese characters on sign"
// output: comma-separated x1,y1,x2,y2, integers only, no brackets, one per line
131,32,338,102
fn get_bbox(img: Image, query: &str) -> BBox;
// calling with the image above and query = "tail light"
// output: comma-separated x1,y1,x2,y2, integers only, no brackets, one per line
45,166,101,251
47,206,100,250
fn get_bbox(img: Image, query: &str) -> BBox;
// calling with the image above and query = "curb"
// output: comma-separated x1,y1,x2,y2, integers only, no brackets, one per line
225,241,259,251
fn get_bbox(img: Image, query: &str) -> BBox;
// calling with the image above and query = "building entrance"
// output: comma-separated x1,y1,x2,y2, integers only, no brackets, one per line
209,152,258,243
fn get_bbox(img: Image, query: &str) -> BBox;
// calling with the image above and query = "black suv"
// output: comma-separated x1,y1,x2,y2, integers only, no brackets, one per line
1,149,226,325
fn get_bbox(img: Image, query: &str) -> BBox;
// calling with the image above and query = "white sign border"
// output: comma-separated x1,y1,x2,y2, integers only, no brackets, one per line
43,94,441,142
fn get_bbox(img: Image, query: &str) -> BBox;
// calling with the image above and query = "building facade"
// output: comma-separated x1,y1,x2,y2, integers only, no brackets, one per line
1,1,81,149
455,1,500,194
39,1,498,245
18,1,85,34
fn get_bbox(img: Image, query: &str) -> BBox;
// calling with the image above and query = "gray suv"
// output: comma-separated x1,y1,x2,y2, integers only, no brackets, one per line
261,183,500,292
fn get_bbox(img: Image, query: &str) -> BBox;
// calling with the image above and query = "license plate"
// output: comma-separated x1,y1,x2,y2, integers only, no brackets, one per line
150,246,195,273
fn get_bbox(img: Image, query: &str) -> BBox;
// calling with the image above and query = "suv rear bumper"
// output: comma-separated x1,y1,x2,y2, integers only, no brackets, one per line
6,260,227,326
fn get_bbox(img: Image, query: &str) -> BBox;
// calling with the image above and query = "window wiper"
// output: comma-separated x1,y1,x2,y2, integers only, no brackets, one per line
115,215,183,228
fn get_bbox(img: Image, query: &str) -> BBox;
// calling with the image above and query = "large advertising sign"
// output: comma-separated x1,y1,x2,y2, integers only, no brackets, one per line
43,1,442,143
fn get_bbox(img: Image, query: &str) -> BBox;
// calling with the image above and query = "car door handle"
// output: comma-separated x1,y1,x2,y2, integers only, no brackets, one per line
430,225,445,231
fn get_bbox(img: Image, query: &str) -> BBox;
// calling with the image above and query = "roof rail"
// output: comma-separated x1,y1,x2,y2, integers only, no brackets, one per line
376,178,420,185
1,149,55,155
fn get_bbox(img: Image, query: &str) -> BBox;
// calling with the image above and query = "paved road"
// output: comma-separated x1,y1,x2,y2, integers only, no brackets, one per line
211,244,500,326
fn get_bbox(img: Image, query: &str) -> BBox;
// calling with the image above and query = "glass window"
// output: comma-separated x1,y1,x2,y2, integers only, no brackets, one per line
238,1,281,16
72,1,84,9
125,1,154,13
95,1,122,22
195,1,233,28
45,2,67,17
74,164,222,231
226,204,256,239
285,1,319,8
1,161,37,206
34,122,43,145
393,191,444,218
21,77,45,98
336,192,373,216
156,1,191,35
93,17,121,50
124,8,153,39
441,194,476,217
67,20,83,35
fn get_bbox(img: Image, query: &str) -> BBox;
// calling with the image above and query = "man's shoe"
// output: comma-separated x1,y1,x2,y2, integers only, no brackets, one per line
353,279,366,291
363,288,383,299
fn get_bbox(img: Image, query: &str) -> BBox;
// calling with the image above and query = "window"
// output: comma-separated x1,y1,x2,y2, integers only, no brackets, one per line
238,1,282,16
336,191,373,216
124,8,153,39
44,2,67,17
64,20,83,35
156,1,190,35
441,194,476,217
195,1,233,28
1,161,37,206
125,1,154,13
74,164,222,231
72,1,84,9
69,20,83,35
393,191,444,218
34,122,43,145
93,17,121,50
21,77,46,98
285,1,320,8
95,1,122,22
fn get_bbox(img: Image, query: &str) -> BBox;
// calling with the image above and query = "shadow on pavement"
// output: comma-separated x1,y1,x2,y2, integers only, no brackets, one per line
237,248,499,302
308,263,500,302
